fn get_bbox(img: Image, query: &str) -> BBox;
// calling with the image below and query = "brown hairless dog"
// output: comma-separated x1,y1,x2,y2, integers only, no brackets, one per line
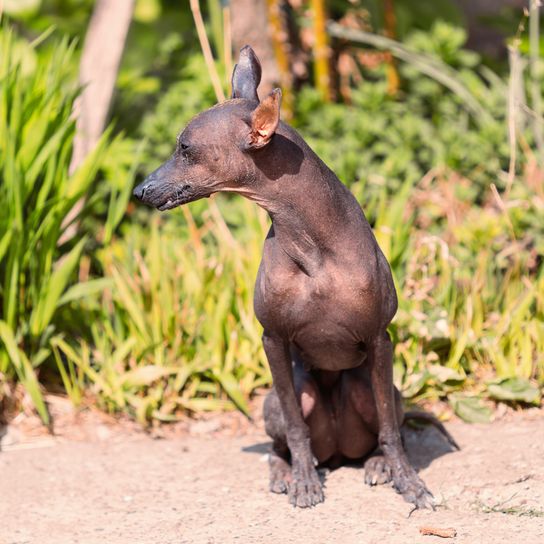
133,46,457,509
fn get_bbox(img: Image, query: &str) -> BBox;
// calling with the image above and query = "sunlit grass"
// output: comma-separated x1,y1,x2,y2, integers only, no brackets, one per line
0,25,135,423
52,167,543,424
53,201,272,423
1,19,542,425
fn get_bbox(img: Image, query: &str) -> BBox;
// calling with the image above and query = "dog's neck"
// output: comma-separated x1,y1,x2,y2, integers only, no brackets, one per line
231,125,360,276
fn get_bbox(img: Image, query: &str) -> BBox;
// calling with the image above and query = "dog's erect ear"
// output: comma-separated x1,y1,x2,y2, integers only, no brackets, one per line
231,45,262,101
244,88,282,150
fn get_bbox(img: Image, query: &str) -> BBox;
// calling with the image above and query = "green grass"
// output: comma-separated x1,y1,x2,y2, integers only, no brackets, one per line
0,25,135,423
52,168,543,424
52,201,271,423
1,20,543,425
389,173,543,419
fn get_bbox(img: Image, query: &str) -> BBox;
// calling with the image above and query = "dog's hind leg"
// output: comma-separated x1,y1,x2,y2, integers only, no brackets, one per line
338,366,399,486
263,388,292,494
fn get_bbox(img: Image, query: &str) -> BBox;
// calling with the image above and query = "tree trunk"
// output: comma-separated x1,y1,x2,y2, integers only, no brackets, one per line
61,0,134,244
69,0,135,174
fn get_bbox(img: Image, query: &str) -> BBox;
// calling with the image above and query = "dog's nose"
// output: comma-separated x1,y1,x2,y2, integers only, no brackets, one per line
133,181,149,201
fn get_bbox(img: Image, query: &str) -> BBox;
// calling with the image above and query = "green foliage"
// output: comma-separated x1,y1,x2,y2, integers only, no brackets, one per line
388,177,544,415
52,169,544,424
138,54,216,167
449,394,493,424
393,0,464,40
295,23,509,203
336,0,464,40
38,22,544,423
0,25,136,422
2,11,542,425
53,203,271,423
113,1,203,136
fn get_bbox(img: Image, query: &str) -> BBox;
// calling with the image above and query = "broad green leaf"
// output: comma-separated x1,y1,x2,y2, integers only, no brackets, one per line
214,371,250,416
0,320,49,424
58,278,114,306
487,378,541,405
427,364,466,383
401,371,429,398
450,395,492,424
122,365,179,388
30,237,87,336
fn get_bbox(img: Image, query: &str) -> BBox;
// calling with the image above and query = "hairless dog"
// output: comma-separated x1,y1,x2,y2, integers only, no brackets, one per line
134,45,456,509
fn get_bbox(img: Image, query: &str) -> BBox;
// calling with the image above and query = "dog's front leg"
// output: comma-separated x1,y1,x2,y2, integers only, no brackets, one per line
262,334,324,507
369,332,434,509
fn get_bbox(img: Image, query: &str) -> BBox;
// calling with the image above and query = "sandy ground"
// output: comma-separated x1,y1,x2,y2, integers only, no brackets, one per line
1,406,543,544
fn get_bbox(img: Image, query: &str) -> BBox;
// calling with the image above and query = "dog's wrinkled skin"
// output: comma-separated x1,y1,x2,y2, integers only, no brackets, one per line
134,46,436,509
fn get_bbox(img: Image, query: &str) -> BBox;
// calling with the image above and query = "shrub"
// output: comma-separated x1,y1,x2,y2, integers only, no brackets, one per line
0,25,135,422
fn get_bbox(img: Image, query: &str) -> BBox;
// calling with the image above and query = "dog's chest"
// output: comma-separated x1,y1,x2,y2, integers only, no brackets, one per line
254,252,382,369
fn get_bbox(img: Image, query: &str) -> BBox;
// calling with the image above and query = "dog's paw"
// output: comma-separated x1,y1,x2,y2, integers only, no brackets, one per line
288,469,324,508
392,465,435,510
271,477,289,494
269,454,292,495
364,455,392,486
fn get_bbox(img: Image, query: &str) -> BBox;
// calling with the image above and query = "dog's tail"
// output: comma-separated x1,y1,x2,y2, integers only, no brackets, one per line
403,411,460,451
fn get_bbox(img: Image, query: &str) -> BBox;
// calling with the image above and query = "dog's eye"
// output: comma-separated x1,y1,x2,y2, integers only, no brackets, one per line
176,140,193,160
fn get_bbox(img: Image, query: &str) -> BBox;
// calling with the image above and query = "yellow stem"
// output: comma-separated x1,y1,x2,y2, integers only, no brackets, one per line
266,0,294,118
223,4,233,83
384,0,400,95
190,0,225,102
310,0,331,102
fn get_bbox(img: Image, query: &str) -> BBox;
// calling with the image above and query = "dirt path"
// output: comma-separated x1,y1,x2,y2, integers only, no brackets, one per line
1,411,543,544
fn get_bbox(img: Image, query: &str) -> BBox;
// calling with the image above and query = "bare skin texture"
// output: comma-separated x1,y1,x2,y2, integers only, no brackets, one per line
263,364,459,496
134,46,432,508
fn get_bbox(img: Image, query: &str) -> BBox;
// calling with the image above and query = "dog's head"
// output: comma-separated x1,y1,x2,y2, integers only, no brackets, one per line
133,46,282,210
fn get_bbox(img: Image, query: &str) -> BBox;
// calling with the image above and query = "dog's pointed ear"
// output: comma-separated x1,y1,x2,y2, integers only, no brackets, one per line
231,45,262,101
244,88,282,150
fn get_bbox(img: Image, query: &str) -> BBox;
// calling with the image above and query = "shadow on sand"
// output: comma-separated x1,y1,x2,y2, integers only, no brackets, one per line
241,423,459,475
